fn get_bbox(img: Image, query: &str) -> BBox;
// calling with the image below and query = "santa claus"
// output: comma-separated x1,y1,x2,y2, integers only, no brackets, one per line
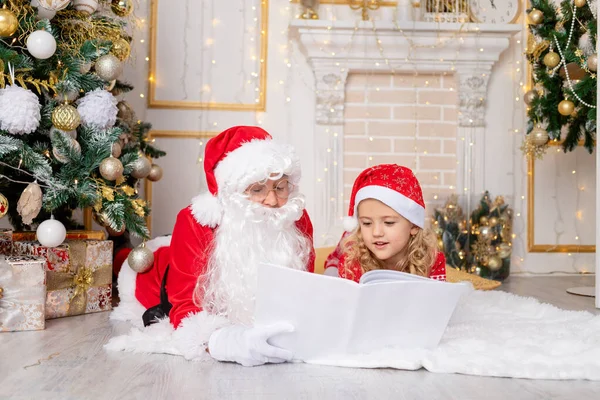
110,126,315,366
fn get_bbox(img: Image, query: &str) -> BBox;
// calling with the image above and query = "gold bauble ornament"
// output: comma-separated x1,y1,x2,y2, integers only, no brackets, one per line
93,211,110,227
111,0,133,17
528,9,544,25
0,7,19,38
530,124,549,146
147,164,163,182
487,255,502,271
53,137,81,163
587,54,597,72
497,243,512,259
128,243,154,273
479,216,489,226
116,100,136,124
574,0,587,7
437,238,444,250
107,223,126,236
99,156,124,181
111,142,122,158
523,90,538,106
95,54,122,81
558,100,575,116
112,38,131,61
130,155,151,179
52,103,81,131
488,217,499,226
543,51,560,68
0,192,8,218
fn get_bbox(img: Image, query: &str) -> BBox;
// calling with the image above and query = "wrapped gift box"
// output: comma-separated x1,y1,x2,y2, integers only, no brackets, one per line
45,240,113,319
0,229,12,256
0,255,46,332
12,241,70,272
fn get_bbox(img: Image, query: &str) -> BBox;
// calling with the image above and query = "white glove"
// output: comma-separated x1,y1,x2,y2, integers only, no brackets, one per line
208,323,294,367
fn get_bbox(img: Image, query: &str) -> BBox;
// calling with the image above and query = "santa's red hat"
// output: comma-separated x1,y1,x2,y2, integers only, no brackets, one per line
343,164,425,232
190,126,301,227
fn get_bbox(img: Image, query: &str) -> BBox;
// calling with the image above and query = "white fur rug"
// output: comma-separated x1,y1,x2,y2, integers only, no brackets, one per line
105,290,600,380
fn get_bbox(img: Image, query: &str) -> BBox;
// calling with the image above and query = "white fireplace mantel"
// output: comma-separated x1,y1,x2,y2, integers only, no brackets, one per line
289,20,522,244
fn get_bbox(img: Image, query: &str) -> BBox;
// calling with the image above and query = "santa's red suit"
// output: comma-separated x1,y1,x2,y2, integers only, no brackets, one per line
324,163,446,282
112,126,315,360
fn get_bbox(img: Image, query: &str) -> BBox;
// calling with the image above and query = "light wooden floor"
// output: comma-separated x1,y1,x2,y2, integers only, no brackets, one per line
2,276,600,400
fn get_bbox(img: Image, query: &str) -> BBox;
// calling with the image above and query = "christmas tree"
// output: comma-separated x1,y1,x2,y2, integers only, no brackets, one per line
524,0,597,156
0,0,164,240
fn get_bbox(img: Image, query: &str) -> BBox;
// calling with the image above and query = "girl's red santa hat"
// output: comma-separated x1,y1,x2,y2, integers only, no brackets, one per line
191,126,301,227
343,164,425,232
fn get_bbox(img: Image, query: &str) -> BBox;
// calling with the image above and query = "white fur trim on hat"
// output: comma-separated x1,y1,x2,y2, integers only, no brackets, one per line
190,192,222,228
214,139,301,195
343,216,359,232
353,185,425,229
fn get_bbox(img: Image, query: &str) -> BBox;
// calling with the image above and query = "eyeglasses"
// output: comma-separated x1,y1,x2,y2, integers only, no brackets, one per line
245,180,294,201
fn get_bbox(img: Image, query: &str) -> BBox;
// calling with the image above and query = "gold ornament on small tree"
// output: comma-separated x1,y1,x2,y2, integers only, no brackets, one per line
99,156,124,181
543,51,560,68
487,255,502,271
52,103,81,131
130,155,152,179
147,164,163,182
574,0,587,7
558,99,575,116
528,8,544,25
523,90,538,106
112,38,131,61
111,0,134,17
107,223,126,236
0,6,18,38
530,124,549,146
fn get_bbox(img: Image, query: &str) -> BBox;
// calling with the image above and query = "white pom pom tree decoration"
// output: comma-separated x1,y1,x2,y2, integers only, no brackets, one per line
76,88,118,129
0,64,41,135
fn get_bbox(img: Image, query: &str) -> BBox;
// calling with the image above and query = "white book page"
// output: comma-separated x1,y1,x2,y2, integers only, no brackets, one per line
359,269,436,285
349,281,471,352
254,263,360,360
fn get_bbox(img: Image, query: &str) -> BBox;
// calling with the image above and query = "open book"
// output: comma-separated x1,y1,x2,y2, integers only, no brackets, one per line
254,263,472,361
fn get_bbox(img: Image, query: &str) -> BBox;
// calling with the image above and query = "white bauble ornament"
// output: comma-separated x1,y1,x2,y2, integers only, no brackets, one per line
0,84,41,135
72,0,98,15
76,88,118,128
31,0,57,20
36,215,67,247
26,30,57,59
128,244,154,273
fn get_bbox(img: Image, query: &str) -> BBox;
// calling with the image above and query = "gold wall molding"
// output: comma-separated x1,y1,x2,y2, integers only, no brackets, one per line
144,130,219,235
527,140,595,253
148,0,269,111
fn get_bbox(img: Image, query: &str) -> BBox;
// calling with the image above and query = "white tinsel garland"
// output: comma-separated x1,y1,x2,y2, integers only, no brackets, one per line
77,88,118,129
0,85,42,135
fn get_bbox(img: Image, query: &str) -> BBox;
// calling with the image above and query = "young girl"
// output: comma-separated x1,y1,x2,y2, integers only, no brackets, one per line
324,164,446,282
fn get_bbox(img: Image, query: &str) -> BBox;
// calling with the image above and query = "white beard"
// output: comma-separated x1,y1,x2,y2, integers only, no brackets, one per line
195,193,311,325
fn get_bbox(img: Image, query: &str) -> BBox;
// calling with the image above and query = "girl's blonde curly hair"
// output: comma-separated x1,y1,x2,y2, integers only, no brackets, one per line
342,225,438,280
